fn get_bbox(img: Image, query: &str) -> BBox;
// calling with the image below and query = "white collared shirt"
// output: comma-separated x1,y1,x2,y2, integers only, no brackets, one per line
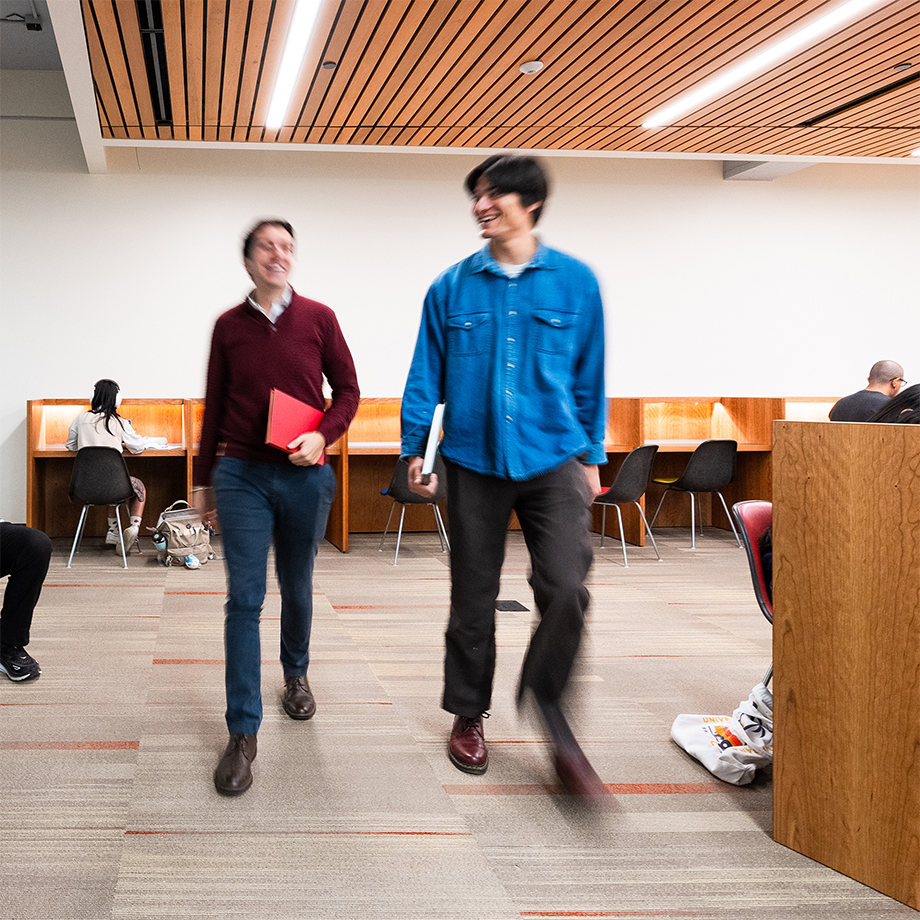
247,285,293,324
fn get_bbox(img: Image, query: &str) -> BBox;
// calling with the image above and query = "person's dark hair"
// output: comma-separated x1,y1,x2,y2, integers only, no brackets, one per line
868,383,920,423
242,219,295,259
90,378,122,436
464,155,549,225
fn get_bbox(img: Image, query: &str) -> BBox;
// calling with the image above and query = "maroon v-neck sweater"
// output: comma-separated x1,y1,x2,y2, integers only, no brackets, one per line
194,290,360,485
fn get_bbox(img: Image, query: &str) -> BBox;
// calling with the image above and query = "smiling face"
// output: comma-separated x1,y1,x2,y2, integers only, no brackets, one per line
244,224,294,292
471,178,541,246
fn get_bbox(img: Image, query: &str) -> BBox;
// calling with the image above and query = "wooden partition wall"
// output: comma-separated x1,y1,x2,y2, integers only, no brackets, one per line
27,399,188,541
345,395,831,543
26,399,348,550
27,396,839,552
772,420,920,910
599,397,788,544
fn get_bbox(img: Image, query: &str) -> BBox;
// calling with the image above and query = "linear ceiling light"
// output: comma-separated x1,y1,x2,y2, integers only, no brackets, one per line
642,0,887,128
265,0,323,130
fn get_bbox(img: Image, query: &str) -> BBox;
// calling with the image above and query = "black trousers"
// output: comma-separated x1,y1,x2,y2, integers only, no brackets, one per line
0,522,52,648
442,458,594,717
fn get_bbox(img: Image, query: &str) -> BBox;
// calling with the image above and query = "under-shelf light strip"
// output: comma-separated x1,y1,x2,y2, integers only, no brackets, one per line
642,0,886,128
265,0,323,130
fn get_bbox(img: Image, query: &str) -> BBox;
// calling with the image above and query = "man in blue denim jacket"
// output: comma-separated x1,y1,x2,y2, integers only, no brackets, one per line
401,155,607,796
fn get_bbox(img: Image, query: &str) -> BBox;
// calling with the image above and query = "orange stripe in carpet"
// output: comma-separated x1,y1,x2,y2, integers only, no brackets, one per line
164,591,283,596
0,741,139,750
521,912,714,917
152,659,344,666
338,701,393,705
333,605,445,609
489,740,548,744
154,659,224,665
444,782,728,795
125,829,471,836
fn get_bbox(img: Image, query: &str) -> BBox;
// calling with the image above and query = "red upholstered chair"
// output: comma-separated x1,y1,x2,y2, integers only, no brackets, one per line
731,500,773,685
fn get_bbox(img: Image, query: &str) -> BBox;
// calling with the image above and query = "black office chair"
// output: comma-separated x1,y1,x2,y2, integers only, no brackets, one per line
378,456,449,565
67,446,136,568
649,439,742,548
592,444,661,567
732,500,774,685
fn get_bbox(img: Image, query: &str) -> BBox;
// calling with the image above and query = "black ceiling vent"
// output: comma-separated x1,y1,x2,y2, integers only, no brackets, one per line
798,71,920,127
136,0,171,126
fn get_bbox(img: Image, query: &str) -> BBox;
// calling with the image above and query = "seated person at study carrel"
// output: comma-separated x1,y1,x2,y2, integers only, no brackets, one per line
828,359,905,421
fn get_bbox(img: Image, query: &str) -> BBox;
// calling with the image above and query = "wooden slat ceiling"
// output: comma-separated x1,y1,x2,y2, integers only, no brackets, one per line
82,0,920,158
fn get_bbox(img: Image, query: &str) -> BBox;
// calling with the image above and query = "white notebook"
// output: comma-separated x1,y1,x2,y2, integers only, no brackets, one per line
421,403,445,484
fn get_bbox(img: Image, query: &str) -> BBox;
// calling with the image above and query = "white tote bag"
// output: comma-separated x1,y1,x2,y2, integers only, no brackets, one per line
670,683,773,786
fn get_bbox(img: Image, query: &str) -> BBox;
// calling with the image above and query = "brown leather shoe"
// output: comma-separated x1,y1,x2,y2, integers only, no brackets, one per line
535,697,607,797
282,675,316,720
448,714,488,775
214,733,257,796
553,744,607,797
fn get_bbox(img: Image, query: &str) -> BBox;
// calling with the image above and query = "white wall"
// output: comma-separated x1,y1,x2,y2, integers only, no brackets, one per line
2,71,918,520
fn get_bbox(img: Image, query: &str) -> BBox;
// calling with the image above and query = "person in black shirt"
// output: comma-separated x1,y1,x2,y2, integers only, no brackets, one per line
829,360,905,421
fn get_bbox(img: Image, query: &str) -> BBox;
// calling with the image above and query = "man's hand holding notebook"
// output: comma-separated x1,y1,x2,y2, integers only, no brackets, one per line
266,389,326,466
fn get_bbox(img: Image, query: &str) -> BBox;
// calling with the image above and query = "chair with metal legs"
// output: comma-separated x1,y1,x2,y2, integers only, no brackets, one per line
592,444,661,567
649,439,742,548
732,500,774,685
67,446,136,568
378,456,449,565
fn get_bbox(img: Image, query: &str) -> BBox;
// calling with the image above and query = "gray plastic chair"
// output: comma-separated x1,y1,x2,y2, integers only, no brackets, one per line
378,456,449,565
649,439,742,548
67,446,135,568
592,444,661,566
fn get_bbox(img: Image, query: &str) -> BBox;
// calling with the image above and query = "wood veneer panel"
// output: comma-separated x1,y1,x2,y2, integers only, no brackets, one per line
772,420,920,910
113,0,156,136
606,398,641,451
644,398,716,443
183,0,204,140
201,0,227,142
716,397,784,450
347,398,402,446
118,399,185,443
93,0,144,139
160,0,187,140
290,0,364,143
233,1,274,142
325,450,348,551
217,0,252,142
333,0,441,146
317,0,405,134
82,0,125,139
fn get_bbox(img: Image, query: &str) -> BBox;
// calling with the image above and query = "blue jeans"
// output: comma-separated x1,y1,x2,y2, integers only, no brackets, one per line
212,456,336,735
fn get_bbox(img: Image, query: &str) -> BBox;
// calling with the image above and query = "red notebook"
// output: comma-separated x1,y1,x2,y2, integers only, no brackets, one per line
266,389,325,465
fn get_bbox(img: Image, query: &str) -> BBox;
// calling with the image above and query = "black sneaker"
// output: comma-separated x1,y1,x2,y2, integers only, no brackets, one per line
0,645,41,682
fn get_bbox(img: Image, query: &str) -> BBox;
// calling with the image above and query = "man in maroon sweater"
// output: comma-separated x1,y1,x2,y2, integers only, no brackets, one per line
194,219,359,796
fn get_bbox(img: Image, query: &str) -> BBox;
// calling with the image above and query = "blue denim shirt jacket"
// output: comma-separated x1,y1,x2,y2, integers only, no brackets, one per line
401,242,607,481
